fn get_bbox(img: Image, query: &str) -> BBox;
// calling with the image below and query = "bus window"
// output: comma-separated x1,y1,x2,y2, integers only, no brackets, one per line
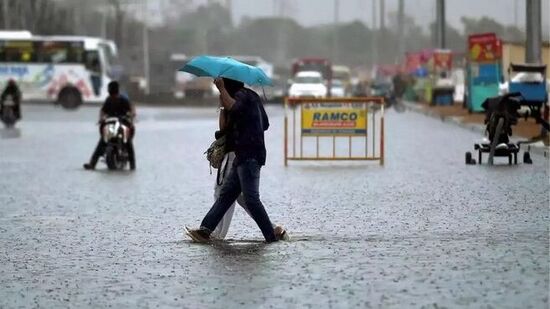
0,40,36,62
67,41,85,63
37,41,84,63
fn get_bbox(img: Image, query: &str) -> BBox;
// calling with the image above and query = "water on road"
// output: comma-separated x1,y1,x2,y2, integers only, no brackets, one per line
0,104,548,308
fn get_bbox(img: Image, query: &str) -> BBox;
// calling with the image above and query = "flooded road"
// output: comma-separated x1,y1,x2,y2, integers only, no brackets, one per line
0,104,548,308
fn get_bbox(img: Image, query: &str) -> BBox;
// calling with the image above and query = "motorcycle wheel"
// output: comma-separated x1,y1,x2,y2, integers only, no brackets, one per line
115,149,127,170
2,109,16,128
105,146,118,170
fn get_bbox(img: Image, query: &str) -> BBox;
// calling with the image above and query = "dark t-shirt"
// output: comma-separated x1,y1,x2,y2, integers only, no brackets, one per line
1,85,21,102
227,88,269,166
101,95,132,118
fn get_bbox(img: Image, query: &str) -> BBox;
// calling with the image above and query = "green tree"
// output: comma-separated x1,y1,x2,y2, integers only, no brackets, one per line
461,16,524,42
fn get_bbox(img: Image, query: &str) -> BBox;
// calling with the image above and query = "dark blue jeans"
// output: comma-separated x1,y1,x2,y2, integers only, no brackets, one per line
201,159,276,242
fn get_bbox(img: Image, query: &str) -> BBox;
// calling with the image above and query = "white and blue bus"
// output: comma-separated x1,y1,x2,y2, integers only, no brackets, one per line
0,31,118,108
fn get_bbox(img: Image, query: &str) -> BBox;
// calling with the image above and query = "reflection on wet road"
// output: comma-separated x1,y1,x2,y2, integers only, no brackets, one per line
0,104,548,308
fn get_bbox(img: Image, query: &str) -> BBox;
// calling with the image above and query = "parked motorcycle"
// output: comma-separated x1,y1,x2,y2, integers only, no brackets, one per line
101,116,131,170
1,95,18,128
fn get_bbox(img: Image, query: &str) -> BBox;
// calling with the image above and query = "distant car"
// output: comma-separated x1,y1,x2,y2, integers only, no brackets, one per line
369,79,392,97
270,77,286,103
331,79,346,97
288,71,327,98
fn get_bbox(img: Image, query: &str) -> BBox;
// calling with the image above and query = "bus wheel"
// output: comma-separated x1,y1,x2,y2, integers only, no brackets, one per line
58,87,82,109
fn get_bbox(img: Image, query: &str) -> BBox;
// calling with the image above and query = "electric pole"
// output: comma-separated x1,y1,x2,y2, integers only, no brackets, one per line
333,0,339,63
526,0,542,63
371,0,377,66
397,0,405,61
142,0,150,95
379,0,385,31
435,0,446,48
2,0,9,29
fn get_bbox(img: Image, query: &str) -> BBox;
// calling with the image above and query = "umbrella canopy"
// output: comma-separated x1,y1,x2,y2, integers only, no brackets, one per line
179,55,272,86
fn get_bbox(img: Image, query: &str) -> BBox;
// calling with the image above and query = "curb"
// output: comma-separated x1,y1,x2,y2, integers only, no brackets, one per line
403,101,549,158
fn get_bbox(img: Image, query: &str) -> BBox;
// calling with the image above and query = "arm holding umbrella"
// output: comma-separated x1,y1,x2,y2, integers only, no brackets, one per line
214,78,236,110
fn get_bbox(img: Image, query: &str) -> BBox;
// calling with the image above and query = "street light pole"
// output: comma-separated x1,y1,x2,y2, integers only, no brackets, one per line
142,0,150,95
526,0,542,63
514,0,518,28
379,0,385,31
371,0,377,66
333,0,339,63
435,0,446,49
2,0,9,29
397,0,405,61
101,1,107,38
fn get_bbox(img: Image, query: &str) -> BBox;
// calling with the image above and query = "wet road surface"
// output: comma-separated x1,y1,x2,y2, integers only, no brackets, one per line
0,104,548,308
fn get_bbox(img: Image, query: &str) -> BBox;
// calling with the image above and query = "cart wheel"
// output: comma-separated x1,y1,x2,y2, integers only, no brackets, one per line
465,152,472,164
478,150,482,164
523,152,532,164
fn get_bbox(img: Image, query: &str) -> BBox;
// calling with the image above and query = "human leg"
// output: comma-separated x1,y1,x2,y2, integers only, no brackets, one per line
199,164,242,233
211,154,237,239
237,159,276,242
84,139,106,169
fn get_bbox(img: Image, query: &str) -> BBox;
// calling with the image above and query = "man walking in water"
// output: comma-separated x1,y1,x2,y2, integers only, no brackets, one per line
186,77,283,243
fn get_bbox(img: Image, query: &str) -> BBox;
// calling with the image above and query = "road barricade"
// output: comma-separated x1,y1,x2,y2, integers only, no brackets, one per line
284,97,385,166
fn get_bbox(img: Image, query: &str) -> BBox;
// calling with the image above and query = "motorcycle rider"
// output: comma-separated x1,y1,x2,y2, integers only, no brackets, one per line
83,81,136,170
1,79,22,120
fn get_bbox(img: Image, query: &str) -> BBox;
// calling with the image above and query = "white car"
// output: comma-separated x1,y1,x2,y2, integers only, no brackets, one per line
288,71,327,98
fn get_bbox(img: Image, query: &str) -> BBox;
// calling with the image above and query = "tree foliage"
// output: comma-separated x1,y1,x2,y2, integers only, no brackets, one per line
0,2,531,77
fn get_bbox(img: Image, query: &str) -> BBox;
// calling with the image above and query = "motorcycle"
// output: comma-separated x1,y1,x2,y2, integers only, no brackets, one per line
101,116,131,170
1,94,18,128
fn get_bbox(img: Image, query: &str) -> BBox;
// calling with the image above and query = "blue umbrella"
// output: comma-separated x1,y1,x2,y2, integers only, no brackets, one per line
179,55,272,86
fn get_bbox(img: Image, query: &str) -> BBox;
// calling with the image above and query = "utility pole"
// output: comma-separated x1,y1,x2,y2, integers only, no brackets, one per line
397,0,405,61
2,0,9,29
514,0,518,28
226,0,232,23
101,7,107,38
435,0,446,48
275,0,287,66
379,0,385,31
525,0,542,63
371,0,377,66
73,2,81,34
142,0,150,95
333,0,339,63
100,0,108,38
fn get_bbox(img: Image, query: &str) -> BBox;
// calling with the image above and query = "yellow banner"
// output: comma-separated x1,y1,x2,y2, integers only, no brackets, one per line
301,103,367,136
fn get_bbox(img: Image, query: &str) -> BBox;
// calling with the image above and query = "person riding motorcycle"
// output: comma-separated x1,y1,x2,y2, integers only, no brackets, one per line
83,81,136,170
1,79,22,120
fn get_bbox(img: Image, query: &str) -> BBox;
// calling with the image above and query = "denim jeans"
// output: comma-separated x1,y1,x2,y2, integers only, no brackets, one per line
201,158,276,242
